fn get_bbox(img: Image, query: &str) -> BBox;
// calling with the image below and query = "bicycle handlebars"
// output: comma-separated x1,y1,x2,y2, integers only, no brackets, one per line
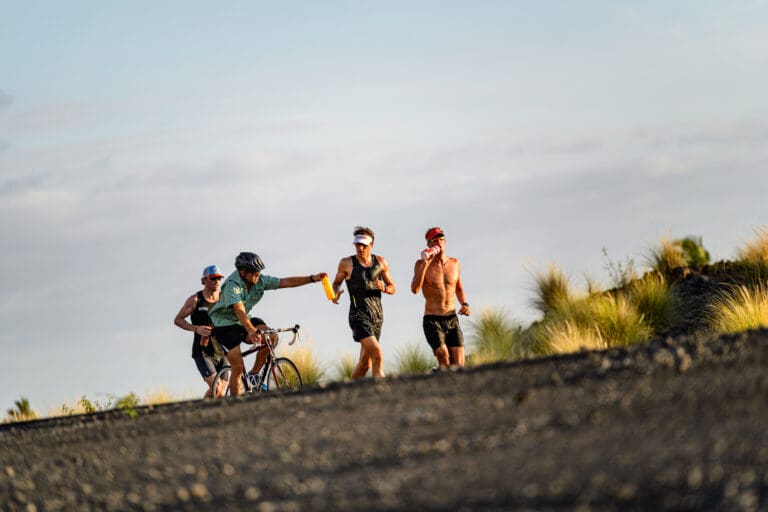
255,324,301,345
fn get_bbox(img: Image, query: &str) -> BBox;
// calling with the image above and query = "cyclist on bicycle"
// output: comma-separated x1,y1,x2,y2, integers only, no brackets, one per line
173,264,230,398
209,252,324,396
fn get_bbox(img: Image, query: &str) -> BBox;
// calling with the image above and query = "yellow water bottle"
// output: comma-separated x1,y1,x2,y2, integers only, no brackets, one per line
321,273,336,300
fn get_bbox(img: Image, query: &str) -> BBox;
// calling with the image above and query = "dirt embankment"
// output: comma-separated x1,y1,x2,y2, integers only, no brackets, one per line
2,326,767,511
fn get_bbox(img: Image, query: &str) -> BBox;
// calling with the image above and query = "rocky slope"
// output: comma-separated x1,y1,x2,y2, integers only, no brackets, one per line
1,325,767,511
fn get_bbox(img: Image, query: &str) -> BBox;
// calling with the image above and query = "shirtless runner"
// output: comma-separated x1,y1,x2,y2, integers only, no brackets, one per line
410,227,471,367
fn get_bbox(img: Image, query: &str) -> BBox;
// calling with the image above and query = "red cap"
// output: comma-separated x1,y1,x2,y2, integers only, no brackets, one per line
425,227,444,241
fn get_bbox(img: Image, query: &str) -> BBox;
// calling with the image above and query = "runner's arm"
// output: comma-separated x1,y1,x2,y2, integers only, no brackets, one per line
455,262,470,316
331,258,350,304
377,256,396,295
174,294,209,335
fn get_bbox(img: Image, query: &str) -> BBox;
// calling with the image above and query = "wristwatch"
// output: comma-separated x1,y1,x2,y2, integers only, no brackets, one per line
461,302,469,307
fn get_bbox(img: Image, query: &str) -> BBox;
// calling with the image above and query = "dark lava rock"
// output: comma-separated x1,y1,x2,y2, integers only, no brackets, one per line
2,329,768,511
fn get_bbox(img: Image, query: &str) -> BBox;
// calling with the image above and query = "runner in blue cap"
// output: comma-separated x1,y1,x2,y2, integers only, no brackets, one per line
174,264,229,397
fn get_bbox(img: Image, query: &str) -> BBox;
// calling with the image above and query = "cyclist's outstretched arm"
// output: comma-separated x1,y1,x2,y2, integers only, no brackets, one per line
277,273,324,289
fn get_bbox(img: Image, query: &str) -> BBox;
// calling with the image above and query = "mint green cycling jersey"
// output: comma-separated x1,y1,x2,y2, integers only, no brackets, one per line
209,270,280,327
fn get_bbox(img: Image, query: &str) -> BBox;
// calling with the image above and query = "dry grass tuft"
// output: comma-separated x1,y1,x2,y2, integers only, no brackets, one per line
541,320,608,355
626,272,680,332
468,309,523,364
646,236,687,274
284,344,326,386
710,283,768,333
392,343,434,374
332,353,357,381
531,263,573,316
737,226,768,268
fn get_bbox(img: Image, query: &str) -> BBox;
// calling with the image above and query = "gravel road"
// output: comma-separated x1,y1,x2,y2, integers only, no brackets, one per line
2,329,767,511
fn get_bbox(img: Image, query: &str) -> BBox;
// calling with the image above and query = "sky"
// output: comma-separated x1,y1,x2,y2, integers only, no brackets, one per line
2,1,767,414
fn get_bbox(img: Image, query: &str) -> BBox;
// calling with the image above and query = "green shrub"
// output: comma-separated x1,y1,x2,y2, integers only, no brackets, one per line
6,397,37,423
676,236,710,267
710,283,768,333
116,393,140,418
332,353,356,381
468,309,524,364
531,264,572,316
392,343,434,374
588,293,653,346
626,273,680,333
530,288,653,355
78,395,99,414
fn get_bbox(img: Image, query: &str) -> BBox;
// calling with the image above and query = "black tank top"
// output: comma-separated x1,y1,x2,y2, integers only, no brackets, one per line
191,290,216,357
346,254,384,321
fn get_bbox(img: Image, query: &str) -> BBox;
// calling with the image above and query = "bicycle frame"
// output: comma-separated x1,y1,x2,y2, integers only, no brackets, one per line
214,324,302,396
241,324,301,393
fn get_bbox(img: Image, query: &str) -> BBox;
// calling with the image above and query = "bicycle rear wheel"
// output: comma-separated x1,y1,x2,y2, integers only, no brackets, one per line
265,357,303,392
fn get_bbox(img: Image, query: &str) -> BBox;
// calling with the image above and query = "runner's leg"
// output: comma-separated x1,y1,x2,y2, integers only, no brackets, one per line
203,373,216,398
448,347,465,367
351,343,371,379
226,345,245,396
359,336,385,378
434,345,450,367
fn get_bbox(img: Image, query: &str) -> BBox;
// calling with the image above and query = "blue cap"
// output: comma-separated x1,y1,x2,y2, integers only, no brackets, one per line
202,265,224,278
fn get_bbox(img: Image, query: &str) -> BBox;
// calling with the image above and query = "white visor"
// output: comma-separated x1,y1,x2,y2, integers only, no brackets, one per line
353,234,373,246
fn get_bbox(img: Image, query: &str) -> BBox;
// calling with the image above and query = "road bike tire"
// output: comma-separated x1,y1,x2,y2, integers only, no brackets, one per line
265,357,303,392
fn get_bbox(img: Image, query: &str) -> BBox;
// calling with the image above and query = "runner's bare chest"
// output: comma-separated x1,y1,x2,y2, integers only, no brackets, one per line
426,258,457,288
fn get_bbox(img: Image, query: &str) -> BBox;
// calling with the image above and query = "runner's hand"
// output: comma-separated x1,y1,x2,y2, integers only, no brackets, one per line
196,325,212,336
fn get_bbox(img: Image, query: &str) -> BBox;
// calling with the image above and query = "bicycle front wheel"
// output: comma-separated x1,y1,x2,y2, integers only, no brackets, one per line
266,357,303,392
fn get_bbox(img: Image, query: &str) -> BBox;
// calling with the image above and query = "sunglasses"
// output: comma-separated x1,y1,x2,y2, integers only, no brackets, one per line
208,276,223,281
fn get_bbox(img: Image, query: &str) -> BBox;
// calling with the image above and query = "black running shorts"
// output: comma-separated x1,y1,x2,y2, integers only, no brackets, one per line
193,353,230,379
211,317,266,351
349,316,383,342
423,314,464,351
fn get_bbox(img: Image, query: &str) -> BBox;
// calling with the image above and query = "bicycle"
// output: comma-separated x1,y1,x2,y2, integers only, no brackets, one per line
211,324,303,397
